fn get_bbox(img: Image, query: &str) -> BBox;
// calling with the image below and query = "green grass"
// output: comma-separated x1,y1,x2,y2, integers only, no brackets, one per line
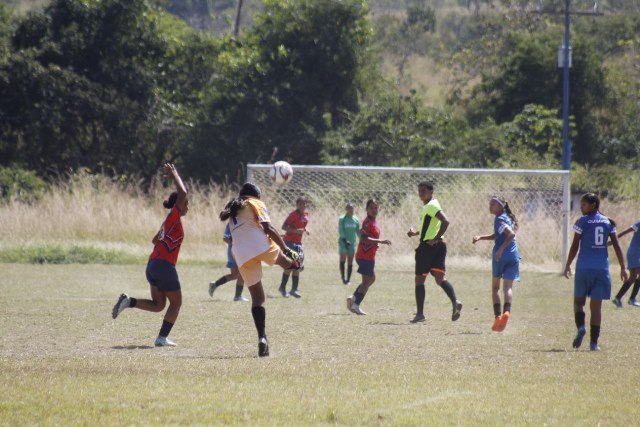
0,245,141,264
2,263,640,425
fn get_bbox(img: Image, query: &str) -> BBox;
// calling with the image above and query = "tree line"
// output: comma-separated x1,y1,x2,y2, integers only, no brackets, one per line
0,0,639,199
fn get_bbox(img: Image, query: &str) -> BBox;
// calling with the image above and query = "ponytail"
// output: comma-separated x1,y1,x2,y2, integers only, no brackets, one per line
219,182,262,222
504,202,518,232
163,192,178,209
219,198,244,221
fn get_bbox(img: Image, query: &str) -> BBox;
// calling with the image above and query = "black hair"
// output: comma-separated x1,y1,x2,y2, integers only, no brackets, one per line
345,203,354,210
581,192,600,212
497,196,519,232
581,192,617,226
418,181,434,190
163,192,178,209
365,198,378,209
219,183,262,221
296,196,308,204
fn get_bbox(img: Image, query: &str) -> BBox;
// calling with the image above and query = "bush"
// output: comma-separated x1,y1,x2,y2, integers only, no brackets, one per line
0,166,48,203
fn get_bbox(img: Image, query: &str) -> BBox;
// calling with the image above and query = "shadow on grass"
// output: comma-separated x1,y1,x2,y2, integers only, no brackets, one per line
526,348,567,353
111,345,154,350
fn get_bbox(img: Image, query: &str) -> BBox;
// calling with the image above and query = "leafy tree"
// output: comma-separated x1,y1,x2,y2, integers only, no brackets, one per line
185,0,372,182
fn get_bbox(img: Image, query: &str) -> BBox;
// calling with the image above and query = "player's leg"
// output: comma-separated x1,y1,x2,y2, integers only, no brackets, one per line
491,277,502,331
290,271,302,298
411,274,427,323
232,267,247,301
572,274,588,349
432,241,462,321
351,274,374,315
494,279,513,332
346,253,354,284
279,269,291,298
155,289,181,347
589,299,602,351
339,251,347,284
627,268,640,306
240,259,269,357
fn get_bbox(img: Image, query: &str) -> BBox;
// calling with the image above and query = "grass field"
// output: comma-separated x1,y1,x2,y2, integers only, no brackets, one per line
2,263,640,425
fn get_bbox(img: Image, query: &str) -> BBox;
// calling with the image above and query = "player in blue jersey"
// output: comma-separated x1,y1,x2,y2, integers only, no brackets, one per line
472,196,520,332
208,223,248,302
563,193,628,351
611,220,640,307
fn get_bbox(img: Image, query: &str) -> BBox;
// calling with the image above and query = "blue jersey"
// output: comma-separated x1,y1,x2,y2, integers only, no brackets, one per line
574,212,616,270
626,221,640,269
223,223,233,261
493,213,519,260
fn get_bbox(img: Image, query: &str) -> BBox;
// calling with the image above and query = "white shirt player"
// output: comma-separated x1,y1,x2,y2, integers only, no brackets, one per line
229,197,275,267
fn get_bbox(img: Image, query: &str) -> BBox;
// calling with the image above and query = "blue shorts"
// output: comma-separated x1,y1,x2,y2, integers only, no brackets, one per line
226,246,238,269
146,259,181,292
492,256,520,281
285,241,305,270
627,250,640,270
574,268,611,300
356,258,375,276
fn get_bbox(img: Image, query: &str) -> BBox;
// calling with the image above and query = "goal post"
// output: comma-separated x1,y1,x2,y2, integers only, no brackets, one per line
247,164,570,273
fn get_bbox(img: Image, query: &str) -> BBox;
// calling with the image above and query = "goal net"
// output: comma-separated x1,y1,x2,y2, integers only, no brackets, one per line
247,165,570,273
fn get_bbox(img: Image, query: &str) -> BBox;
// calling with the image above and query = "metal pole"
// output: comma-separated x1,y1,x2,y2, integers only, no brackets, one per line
561,0,571,267
561,0,571,170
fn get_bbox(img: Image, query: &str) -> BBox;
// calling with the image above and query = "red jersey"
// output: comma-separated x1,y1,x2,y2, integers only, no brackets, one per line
149,206,184,265
356,216,380,261
283,209,309,244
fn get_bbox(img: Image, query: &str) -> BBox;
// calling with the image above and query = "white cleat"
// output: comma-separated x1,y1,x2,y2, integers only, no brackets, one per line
628,299,640,307
346,296,354,312
233,295,249,302
351,304,367,315
154,336,177,347
112,293,130,319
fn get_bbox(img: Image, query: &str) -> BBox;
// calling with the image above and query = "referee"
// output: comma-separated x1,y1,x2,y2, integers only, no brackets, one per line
407,181,462,323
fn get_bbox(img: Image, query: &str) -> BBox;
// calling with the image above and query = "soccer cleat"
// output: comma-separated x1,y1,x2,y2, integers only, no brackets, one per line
208,282,217,298
491,315,502,332
154,336,177,347
351,304,366,315
289,290,302,299
410,314,425,323
111,293,130,319
494,311,510,332
572,327,586,349
233,295,249,302
628,299,640,307
612,298,623,308
345,280,351,286
346,296,354,312
258,337,269,357
451,301,463,321
589,342,601,352
279,287,289,298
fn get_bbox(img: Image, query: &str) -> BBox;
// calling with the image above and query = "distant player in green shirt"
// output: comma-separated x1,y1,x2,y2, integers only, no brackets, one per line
407,181,462,323
338,203,360,285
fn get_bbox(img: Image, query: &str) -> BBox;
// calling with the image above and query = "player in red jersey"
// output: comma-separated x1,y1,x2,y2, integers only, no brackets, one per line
346,199,391,315
111,163,188,347
279,196,310,298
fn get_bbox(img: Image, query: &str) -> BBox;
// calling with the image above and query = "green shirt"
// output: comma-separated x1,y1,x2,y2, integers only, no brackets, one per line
419,199,443,241
339,214,360,244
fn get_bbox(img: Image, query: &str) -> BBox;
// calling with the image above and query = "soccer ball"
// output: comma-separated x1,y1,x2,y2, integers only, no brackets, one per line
270,161,293,185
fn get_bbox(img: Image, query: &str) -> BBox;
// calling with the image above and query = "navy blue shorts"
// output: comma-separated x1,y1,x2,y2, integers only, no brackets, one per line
574,268,611,300
285,241,305,270
356,258,375,276
146,259,181,292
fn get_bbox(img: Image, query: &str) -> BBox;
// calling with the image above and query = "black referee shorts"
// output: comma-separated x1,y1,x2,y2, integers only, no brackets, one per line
415,240,447,276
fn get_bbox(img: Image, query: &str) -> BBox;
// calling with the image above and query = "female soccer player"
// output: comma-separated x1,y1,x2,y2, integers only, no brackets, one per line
111,163,188,347
346,199,391,315
407,181,462,323
472,196,520,332
279,196,309,298
219,183,300,357
611,220,640,307
338,203,360,285
563,193,628,351
208,223,248,301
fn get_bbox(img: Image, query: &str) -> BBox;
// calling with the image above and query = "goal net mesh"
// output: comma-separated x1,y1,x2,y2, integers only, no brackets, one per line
247,165,567,273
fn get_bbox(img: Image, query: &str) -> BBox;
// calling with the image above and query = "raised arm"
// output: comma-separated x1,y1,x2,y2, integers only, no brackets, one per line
163,163,188,212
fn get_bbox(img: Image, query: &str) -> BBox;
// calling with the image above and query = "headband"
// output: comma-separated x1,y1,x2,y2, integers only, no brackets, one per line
490,196,504,208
